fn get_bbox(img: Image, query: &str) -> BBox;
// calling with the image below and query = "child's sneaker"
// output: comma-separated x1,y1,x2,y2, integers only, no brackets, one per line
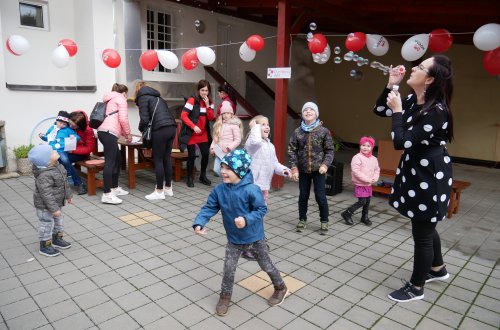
425,266,450,283
52,233,71,249
145,190,165,200
111,186,129,196
388,281,424,302
216,293,231,316
101,193,122,204
39,240,60,257
164,186,174,197
268,283,288,306
296,220,306,232
320,222,329,235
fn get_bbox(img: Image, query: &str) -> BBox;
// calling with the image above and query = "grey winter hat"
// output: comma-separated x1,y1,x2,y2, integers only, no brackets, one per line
302,102,319,117
28,144,53,168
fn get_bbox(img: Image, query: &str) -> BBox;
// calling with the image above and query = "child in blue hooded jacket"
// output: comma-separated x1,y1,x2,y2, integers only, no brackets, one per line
193,149,288,316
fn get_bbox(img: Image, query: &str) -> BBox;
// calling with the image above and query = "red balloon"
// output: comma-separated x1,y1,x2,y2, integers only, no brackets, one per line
429,29,453,53
58,39,78,57
181,48,199,70
139,50,159,71
483,47,500,76
246,35,265,51
308,33,327,54
102,49,121,68
345,32,366,52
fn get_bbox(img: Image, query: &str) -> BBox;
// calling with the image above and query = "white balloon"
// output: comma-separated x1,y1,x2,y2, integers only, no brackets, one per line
401,34,429,62
7,35,30,55
196,46,216,65
157,50,179,69
239,42,256,62
366,34,389,56
52,45,70,68
473,23,500,51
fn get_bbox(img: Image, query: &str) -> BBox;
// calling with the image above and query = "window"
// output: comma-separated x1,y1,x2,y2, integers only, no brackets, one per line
146,8,175,72
19,1,49,30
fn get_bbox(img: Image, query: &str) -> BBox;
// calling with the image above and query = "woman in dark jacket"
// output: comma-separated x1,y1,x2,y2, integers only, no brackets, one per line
135,82,177,200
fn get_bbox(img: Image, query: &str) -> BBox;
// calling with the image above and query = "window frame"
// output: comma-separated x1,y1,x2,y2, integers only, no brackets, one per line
18,0,49,31
146,7,176,73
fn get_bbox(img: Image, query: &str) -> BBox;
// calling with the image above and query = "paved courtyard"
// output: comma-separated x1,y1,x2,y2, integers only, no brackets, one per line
0,153,499,329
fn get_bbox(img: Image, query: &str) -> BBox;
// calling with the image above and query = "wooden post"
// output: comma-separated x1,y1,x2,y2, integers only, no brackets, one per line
272,0,291,189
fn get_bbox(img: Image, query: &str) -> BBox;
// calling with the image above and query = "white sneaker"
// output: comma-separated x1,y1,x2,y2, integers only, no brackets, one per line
101,194,122,204
111,186,129,196
164,186,174,197
145,190,165,200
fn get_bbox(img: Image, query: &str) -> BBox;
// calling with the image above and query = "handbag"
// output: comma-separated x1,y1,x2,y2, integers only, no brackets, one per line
141,98,160,149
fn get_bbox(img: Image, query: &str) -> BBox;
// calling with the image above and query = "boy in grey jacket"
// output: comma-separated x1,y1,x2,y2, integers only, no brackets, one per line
28,145,73,257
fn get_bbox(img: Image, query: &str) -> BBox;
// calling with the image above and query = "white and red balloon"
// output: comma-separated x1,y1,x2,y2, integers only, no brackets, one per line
473,23,500,51
196,47,215,65
345,32,366,52
6,35,30,56
102,49,121,68
58,39,77,57
401,34,429,61
157,50,179,70
483,47,500,76
52,45,70,68
139,50,159,71
308,33,328,54
239,42,256,62
181,48,199,70
428,29,453,53
366,34,389,56
246,35,265,52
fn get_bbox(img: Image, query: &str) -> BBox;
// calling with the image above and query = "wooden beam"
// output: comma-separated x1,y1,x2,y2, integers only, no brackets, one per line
272,0,291,190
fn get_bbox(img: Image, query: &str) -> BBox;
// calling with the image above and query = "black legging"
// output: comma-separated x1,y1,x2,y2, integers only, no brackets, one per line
97,131,121,193
187,142,209,177
151,126,176,189
410,220,444,287
346,197,371,216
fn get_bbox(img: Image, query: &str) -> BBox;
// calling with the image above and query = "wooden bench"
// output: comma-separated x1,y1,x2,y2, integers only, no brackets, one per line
74,154,104,196
371,140,471,218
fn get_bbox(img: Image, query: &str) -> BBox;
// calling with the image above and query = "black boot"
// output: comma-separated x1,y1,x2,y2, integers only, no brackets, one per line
361,213,372,226
199,173,211,186
52,232,72,249
341,210,354,225
39,240,60,257
187,175,194,188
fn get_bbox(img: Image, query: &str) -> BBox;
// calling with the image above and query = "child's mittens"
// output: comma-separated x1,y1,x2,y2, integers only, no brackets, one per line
234,216,246,229
319,164,328,174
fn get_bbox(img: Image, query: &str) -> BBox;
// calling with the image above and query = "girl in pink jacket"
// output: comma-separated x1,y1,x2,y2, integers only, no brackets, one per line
210,101,242,176
97,83,132,205
341,136,380,226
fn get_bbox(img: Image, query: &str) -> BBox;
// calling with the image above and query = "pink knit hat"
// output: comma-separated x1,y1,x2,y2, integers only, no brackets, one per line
359,136,375,157
220,101,233,115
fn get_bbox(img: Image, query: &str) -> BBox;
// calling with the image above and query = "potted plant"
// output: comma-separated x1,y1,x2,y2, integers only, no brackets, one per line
13,144,35,175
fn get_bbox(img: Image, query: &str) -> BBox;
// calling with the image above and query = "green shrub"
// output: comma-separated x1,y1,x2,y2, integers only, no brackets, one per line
13,144,35,159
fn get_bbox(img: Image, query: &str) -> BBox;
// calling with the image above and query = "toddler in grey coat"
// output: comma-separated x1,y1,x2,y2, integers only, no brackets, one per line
29,145,73,257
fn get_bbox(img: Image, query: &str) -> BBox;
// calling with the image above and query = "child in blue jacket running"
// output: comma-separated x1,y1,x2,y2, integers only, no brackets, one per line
193,149,288,316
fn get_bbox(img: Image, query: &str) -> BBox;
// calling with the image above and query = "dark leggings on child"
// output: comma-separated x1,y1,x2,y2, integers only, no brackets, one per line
151,126,176,189
298,171,329,222
97,131,120,193
187,142,209,176
346,197,371,216
221,240,284,294
410,220,444,287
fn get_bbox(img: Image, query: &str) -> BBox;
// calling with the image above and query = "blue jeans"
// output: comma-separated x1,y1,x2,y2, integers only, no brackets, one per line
298,171,329,222
58,151,87,186
36,208,63,241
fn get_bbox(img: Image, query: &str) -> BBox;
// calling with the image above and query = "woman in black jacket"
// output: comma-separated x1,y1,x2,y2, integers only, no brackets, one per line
135,82,177,200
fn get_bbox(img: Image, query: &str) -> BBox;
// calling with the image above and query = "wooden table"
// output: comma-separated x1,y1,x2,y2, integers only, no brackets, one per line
118,138,154,189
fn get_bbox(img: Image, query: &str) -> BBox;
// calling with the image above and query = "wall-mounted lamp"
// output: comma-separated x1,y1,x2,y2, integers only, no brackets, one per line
194,19,205,33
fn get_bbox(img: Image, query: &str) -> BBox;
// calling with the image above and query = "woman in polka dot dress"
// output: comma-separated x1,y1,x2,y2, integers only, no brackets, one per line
373,55,454,303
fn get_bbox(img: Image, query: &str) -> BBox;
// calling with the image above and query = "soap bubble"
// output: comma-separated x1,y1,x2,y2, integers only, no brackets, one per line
350,70,357,77
334,57,342,64
370,61,380,68
307,32,313,41
343,51,353,61
334,46,341,54
353,54,359,62
309,22,317,31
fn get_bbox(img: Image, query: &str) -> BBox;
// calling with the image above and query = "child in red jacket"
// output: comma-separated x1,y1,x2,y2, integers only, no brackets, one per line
341,136,380,226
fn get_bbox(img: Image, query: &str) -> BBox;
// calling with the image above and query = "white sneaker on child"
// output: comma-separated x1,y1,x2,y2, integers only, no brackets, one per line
145,190,165,200
111,186,129,196
164,186,174,197
101,194,122,204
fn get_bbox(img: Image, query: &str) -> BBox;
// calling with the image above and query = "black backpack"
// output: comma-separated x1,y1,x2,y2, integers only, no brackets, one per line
89,101,117,129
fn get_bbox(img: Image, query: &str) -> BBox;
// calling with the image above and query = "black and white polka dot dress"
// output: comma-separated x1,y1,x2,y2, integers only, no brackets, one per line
374,88,453,222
